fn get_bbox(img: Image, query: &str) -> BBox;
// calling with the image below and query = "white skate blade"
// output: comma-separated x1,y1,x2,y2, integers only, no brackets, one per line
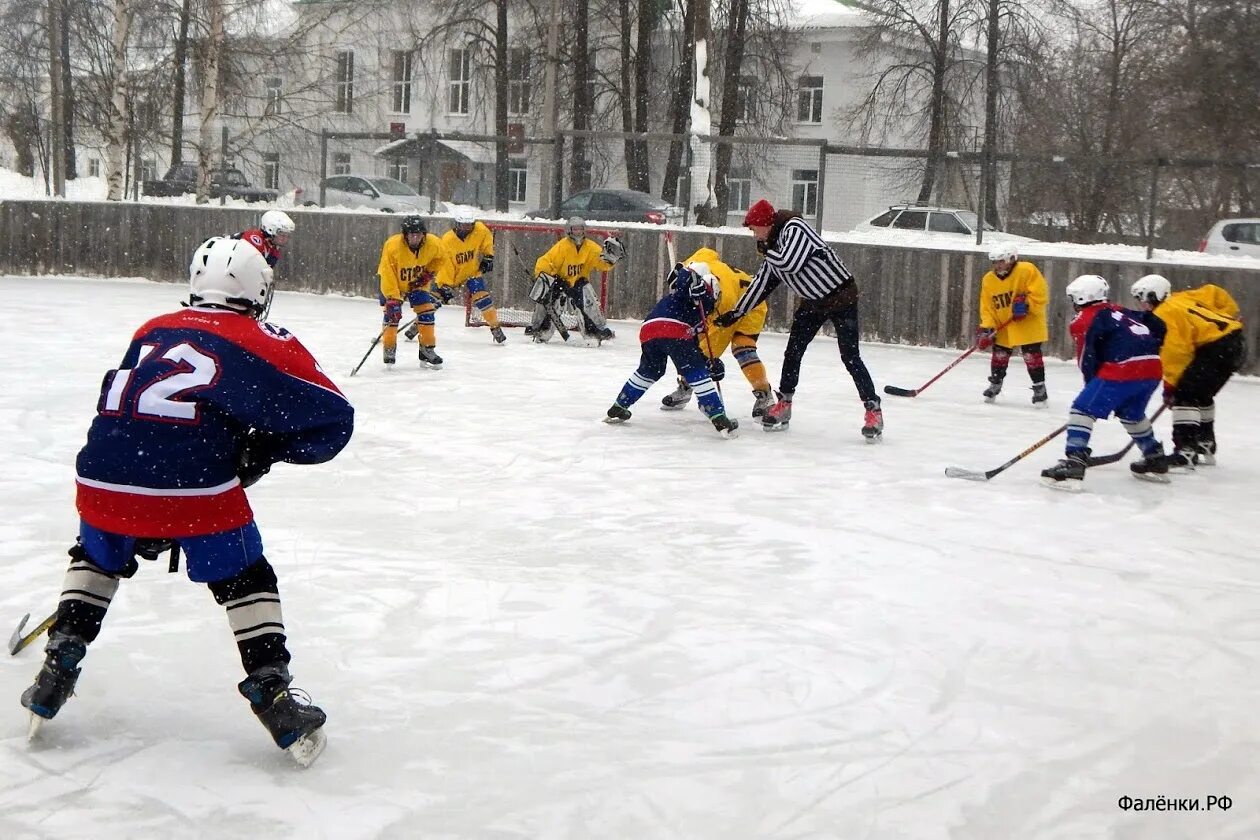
863,431,883,444
761,423,789,432
1032,402,1049,410
716,427,739,439
1196,453,1216,466
286,727,326,768
1041,476,1084,493
27,712,45,742
602,416,628,425
1131,472,1171,485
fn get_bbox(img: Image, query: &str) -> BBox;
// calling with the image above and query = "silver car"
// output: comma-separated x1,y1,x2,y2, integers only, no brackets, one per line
319,175,446,214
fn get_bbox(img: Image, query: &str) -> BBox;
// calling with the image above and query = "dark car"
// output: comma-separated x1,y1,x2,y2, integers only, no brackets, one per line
525,189,682,224
142,163,279,203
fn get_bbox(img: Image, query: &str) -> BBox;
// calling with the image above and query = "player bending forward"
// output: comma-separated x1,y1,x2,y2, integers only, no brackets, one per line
1041,274,1168,490
379,215,450,368
605,262,739,437
20,238,354,766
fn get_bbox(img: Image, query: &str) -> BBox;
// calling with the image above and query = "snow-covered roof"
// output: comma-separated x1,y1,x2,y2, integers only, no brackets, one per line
791,0,869,29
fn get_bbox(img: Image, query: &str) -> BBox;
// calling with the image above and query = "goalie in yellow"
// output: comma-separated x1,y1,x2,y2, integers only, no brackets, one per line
527,217,622,342
434,210,506,344
659,248,775,417
378,215,451,369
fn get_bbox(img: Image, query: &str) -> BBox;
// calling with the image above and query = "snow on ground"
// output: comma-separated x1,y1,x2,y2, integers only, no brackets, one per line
1,276,1258,840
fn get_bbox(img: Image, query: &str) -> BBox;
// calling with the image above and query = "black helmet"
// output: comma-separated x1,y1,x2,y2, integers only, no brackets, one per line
401,215,427,236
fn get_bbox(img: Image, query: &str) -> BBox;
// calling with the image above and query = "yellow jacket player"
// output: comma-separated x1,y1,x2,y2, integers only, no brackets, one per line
1131,275,1245,467
436,210,506,344
660,248,774,417
378,215,450,368
527,216,623,342
976,245,1050,405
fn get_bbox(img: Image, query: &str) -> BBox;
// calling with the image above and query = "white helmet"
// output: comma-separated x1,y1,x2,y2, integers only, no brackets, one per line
189,236,275,320
1065,274,1110,306
453,208,476,226
1131,273,1171,305
260,210,295,238
988,245,1018,263
685,262,719,303
566,216,586,242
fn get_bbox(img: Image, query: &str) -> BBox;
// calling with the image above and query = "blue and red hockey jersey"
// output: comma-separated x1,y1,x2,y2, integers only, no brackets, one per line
638,273,717,342
1069,303,1165,382
75,307,354,538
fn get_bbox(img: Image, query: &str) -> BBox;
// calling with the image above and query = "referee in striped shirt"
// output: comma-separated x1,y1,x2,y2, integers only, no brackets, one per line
715,199,883,439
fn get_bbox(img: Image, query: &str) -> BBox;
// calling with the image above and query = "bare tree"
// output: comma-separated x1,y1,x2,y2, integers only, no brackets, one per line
102,0,133,200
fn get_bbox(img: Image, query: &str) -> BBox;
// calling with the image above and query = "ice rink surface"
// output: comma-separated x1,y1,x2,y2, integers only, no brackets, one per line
1,275,1257,839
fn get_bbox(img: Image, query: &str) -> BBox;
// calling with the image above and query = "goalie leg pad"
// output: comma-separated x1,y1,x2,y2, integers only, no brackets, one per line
575,280,607,328
208,556,290,675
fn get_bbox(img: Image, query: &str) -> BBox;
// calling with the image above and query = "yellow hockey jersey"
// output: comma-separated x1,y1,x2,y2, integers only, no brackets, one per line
378,233,449,300
437,222,494,288
1153,288,1243,386
978,260,1049,346
534,237,613,287
683,247,768,323
1180,283,1239,319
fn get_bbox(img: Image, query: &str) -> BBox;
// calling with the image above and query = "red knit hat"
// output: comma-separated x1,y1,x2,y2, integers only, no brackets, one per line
743,199,775,227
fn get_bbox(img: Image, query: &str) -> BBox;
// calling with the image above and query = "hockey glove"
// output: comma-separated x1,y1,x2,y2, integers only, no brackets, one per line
713,310,741,329
479,255,494,275
383,299,403,325
975,327,996,350
435,285,456,306
1012,294,1029,320
707,356,726,383
237,429,280,489
600,235,625,265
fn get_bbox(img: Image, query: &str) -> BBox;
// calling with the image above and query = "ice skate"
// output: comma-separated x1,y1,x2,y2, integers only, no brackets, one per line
238,666,328,768
605,404,632,424
1130,450,1171,484
1194,440,1216,466
762,392,792,431
591,326,615,342
1164,448,1197,472
751,389,774,418
382,346,396,366
861,400,884,443
711,414,739,438
417,345,444,369
1040,452,1088,491
1031,383,1048,408
490,326,507,344
21,633,86,740
660,378,693,411
982,374,1004,403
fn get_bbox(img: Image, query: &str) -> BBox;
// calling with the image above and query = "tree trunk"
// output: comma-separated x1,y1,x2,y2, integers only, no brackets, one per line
494,0,509,210
570,0,591,191
661,0,695,204
981,0,1001,228
196,0,224,204
917,0,950,203
629,0,656,191
47,0,65,196
690,0,715,222
170,0,192,164
709,0,748,225
60,0,76,180
4,110,39,177
104,0,132,201
618,0,637,189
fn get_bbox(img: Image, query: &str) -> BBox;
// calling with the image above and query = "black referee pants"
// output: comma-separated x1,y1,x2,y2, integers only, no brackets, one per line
780,294,878,404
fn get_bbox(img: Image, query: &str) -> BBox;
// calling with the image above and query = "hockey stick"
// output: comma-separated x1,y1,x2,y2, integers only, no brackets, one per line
9,611,55,656
349,318,417,377
696,299,723,398
884,320,1012,398
1084,403,1170,467
945,423,1068,481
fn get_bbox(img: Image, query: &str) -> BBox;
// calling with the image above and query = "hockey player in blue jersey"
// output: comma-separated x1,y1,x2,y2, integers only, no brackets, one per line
1041,274,1169,490
20,237,354,766
605,262,738,437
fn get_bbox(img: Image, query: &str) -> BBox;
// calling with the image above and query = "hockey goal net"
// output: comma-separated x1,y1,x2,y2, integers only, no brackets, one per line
462,221,611,330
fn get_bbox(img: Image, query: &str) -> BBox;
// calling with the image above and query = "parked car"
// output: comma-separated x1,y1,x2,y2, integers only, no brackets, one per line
853,204,1036,243
318,175,446,214
525,189,683,224
1199,218,1260,258
142,163,278,202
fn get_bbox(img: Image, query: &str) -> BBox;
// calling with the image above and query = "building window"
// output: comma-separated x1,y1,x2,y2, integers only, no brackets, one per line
387,159,408,183
797,75,823,123
508,160,528,203
508,48,530,116
391,50,412,114
448,48,471,115
88,159,101,178
140,158,157,183
263,152,280,190
334,50,355,113
332,152,351,176
791,169,818,217
727,169,751,212
735,76,756,123
264,76,282,116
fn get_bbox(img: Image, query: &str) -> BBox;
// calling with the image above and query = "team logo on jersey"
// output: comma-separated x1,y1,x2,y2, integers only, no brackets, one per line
259,321,294,341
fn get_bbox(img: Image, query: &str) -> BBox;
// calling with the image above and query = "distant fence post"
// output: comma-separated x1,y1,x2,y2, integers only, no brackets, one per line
1145,158,1163,260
